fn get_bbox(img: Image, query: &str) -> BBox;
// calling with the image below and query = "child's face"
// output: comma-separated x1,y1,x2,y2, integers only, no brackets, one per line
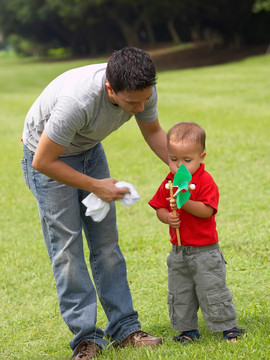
168,140,206,175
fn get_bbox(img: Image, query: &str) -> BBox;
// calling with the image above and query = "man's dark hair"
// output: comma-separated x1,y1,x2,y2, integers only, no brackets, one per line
106,47,157,93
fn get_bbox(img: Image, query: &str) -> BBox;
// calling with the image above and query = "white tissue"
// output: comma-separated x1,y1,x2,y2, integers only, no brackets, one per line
82,181,140,222
115,181,140,206
82,193,110,222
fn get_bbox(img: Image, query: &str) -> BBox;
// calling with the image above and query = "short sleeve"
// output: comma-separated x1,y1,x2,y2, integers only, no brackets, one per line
196,176,219,214
45,96,87,147
149,178,171,211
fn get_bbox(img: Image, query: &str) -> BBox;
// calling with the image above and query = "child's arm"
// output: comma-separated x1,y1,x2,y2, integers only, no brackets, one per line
156,208,180,228
170,198,214,218
182,200,214,218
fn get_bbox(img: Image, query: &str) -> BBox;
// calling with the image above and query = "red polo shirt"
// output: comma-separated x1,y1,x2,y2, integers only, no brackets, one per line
149,164,219,247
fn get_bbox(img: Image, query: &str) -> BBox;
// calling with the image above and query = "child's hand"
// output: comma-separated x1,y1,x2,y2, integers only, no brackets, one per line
167,212,180,228
169,197,177,210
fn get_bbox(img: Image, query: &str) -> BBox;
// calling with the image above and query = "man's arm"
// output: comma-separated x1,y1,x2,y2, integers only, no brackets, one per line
32,131,129,202
136,118,168,165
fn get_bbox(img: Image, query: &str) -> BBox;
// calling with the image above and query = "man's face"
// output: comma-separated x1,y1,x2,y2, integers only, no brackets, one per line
106,83,153,115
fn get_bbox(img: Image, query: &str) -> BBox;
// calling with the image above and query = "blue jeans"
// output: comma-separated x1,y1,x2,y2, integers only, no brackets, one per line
21,143,141,350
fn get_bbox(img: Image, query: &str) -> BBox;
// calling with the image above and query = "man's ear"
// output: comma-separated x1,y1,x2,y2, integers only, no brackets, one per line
105,80,113,93
105,80,116,104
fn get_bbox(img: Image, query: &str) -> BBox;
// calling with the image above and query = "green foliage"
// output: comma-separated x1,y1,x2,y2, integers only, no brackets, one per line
0,0,70,56
47,47,72,59
7,34,48,57
0,53,270,359
253,0,270,12
0,0,269,56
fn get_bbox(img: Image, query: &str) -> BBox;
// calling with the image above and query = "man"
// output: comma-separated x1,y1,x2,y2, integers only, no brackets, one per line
21,47,167,359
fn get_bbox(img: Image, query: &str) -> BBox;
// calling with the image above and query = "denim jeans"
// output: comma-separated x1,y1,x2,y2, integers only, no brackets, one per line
21,143,140,350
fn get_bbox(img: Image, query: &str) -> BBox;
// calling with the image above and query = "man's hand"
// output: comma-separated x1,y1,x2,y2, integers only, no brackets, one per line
92,178,130,202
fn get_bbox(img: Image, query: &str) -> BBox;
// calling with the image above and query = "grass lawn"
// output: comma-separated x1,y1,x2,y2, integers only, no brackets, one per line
0,51,269,359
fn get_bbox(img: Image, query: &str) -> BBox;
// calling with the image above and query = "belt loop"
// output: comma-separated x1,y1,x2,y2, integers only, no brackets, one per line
185,246,193,255
172,244,182,254
172,244,184,261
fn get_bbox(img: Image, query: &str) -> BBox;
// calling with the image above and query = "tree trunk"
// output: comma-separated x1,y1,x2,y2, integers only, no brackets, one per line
191,23,202,42
167,19,181,43
105,9,142,47
118,21,141,47
144,19,156,44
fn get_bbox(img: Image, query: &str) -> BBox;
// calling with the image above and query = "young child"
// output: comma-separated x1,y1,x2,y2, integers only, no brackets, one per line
149,122,244,343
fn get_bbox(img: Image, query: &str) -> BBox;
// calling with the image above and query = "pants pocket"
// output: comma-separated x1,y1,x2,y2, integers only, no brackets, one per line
206,289,237,322
167,292,174,324
167,291,199,330
200,249,226,279
20,157,30,188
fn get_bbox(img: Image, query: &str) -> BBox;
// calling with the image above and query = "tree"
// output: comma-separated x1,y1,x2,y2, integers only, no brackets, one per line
97,0,160,46
0,0,72,55
0,0,269,57
253,0,270,11
153,0,188,43
183,0,256,45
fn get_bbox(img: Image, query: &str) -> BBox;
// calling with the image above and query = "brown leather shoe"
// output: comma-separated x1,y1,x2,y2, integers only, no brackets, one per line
72,340,101,360
118,330,163,348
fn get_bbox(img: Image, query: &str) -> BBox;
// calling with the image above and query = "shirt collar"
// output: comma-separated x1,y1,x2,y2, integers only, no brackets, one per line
166,163,205,183
192,163,205,183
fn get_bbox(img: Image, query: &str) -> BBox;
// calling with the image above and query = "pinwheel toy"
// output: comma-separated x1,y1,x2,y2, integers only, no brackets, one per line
165,164,195,246
173,164,195,209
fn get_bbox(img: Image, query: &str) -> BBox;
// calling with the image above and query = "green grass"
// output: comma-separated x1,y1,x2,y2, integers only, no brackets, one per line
0,53,270,359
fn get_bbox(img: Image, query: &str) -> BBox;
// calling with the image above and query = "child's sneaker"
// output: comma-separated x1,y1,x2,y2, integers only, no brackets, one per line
173,329,201,343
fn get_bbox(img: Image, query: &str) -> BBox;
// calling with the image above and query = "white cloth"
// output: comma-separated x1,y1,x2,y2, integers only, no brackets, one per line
82,181,140,222
115,181,140,206
82,193,110,222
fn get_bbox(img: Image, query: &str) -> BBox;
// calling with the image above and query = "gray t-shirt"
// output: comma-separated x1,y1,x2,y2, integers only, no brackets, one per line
22,63,158,156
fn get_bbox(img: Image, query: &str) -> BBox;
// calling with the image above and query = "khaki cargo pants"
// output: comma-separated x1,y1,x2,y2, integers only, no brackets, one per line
167,243,238,332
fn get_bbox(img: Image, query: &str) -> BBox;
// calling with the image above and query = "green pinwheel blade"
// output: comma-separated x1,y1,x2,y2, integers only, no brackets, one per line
173,164,192,187
176,191,190,208
173,164,192,208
